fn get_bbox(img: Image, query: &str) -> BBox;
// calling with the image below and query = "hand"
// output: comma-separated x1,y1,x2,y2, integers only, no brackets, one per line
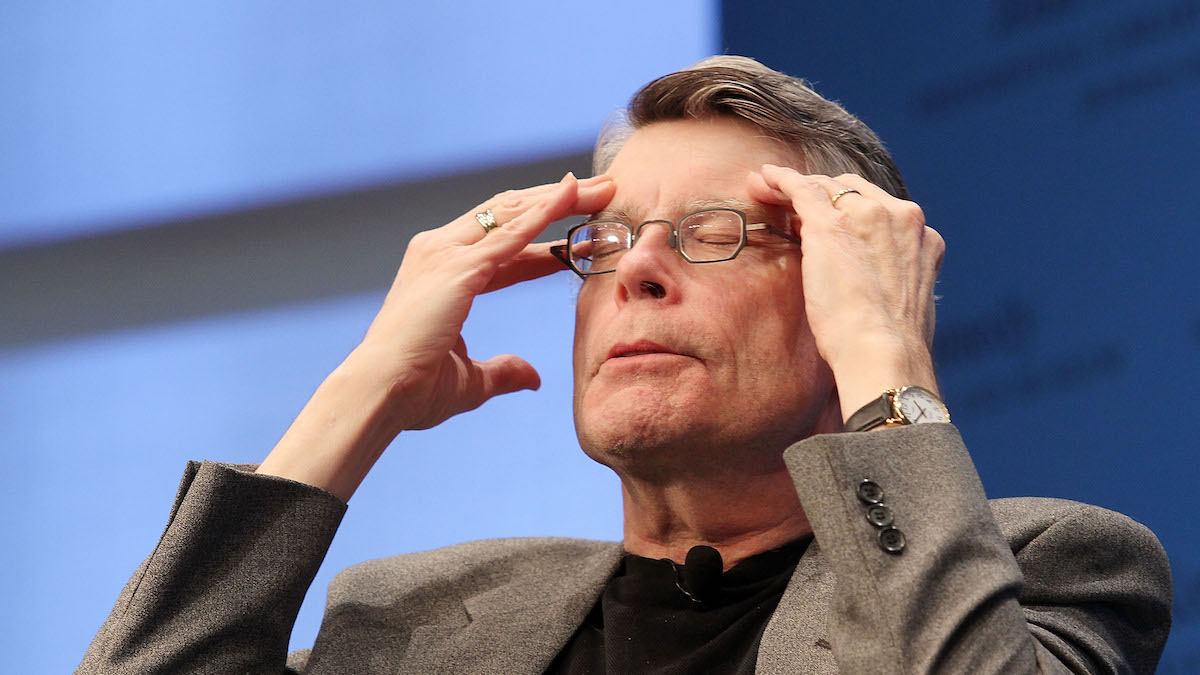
257,172,616,500
748,164,945,421
357,172,616,431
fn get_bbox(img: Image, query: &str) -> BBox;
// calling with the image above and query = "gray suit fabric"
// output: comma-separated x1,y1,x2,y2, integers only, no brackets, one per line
77,425,1172,674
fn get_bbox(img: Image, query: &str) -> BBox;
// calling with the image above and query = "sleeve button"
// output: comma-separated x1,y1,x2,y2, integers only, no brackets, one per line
865,504,894,528
878,527,906,553
857,480,884,504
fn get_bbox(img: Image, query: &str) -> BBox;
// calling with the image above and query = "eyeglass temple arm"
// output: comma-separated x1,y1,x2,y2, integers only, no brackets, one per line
549,244,587,278
549,244,570,266
747,222,802,246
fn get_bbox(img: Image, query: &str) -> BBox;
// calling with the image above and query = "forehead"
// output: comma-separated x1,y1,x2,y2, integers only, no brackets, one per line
593,198,776,228
601,117,796,220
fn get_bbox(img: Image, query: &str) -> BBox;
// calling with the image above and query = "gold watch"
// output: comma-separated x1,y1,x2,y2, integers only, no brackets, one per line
844,386,950,432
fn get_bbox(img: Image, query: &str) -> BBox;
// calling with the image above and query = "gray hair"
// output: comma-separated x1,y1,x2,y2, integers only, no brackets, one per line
593,56,909,199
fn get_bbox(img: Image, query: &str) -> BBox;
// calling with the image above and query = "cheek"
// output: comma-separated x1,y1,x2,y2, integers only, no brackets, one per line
572,283,607,380
572,310,589,385
729,265,819,376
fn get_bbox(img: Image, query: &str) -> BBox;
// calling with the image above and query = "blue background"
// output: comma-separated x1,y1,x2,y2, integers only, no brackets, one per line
722,2,1199,669
2,1,1197,672
0,2,713,247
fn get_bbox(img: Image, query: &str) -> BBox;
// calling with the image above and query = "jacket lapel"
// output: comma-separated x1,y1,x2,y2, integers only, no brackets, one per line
400,540,836,674
403,543,624,675
756,540,838,673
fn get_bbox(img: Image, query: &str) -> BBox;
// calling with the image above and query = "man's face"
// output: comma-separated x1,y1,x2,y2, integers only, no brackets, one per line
572,117,837,478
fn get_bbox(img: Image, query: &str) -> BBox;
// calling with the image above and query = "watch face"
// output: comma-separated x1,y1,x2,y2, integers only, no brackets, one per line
896,386,950,424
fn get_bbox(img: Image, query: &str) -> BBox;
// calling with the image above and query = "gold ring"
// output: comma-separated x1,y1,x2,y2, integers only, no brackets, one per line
475,209,500,234
830,188,861,205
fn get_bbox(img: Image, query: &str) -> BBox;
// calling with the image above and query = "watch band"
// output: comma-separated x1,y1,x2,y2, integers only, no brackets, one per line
844,390,897,432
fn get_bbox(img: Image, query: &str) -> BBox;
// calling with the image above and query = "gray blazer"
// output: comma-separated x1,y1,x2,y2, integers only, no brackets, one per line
77,425,1172,673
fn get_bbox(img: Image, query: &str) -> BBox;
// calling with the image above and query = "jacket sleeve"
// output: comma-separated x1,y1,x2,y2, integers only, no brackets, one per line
783,424,1172,674
76,461,347,675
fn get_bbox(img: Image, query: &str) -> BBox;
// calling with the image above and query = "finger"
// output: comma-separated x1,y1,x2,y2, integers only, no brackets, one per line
452,184,563,243
829,174,934,248
471,172,576,250
805,174,869,206
573,176,618,213
481,241,568,293
452,174,614,244
803,174,907,246
758,164,843,237
746,170,791,207
831,173,904,206
474,174,614,259
579,173,613,186
476,354,541,399
490,174,613,227
928,227,946,273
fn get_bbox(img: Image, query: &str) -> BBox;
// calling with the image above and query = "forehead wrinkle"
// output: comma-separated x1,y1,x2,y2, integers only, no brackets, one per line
677,198,780,226
591,197,770,223
677,197,757,214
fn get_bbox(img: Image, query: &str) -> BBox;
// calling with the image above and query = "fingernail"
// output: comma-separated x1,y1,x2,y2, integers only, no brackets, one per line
562,171,575,183
762,163,779,170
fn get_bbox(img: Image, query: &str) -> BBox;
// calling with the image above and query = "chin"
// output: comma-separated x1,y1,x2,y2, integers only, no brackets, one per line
574,386,836,480
574,396,713,474
577,398,697,447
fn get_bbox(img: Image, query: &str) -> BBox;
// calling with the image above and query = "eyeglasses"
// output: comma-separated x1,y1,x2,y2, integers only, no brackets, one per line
550,208,801,277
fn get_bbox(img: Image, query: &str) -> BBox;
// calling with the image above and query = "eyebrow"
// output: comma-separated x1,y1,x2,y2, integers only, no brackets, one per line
591,198,771,223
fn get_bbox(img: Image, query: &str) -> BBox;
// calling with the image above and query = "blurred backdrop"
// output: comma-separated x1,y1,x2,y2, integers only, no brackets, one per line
2,2,1197,672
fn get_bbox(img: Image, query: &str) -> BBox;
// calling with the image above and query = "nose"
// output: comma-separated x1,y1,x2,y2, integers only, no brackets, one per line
613,221,676,303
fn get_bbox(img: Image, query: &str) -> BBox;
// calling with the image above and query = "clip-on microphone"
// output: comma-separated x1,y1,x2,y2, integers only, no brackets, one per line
673,545,723,604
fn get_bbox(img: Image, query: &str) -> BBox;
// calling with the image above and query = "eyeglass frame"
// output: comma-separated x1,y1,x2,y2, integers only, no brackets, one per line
549,208,802,278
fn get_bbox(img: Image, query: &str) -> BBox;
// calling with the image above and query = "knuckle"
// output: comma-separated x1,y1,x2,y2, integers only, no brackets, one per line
406,230,433,252
831,213,856,231
489,189,523,210
498,194,524,210
900,202,926,227
795,177,825,195
926,227,947,253
864,201,891,222
460,259,494,284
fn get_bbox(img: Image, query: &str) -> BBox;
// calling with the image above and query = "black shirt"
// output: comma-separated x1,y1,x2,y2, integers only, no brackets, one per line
546,538,811,674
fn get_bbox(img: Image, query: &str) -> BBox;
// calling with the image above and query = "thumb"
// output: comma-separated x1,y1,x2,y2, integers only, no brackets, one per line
477,354,541,399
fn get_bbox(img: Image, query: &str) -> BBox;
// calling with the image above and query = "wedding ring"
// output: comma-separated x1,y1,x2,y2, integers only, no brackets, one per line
475,209,500,234
830,188,860,205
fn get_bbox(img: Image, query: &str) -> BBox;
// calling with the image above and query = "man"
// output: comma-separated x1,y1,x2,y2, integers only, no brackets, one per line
78,57,1171,673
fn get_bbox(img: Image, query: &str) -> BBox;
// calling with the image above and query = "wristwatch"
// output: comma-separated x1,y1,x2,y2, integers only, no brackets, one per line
844,385,950,432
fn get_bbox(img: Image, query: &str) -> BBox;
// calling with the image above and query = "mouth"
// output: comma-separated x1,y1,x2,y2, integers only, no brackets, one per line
605,340,688,361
